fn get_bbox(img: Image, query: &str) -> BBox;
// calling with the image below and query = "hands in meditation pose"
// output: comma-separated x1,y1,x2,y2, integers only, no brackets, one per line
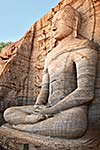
4,5,98,138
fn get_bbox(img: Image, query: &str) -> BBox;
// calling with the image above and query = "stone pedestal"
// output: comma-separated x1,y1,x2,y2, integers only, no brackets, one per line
0,125,100,150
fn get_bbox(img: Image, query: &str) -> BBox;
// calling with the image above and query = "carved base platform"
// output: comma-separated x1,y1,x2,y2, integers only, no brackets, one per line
0,125,100,150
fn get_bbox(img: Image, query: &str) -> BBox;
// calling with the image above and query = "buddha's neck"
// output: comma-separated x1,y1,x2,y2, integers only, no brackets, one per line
57,34,77,47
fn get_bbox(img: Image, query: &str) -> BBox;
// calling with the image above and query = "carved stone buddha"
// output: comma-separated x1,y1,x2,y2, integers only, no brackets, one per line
3,5,99,140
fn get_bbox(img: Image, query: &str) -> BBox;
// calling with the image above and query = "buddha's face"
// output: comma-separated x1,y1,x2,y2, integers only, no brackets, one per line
52,10,73,41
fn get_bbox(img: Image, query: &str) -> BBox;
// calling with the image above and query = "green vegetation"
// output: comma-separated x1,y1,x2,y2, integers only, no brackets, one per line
0,42,12,52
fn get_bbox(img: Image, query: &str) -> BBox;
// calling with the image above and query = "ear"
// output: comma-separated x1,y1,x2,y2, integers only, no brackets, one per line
73,16,79,38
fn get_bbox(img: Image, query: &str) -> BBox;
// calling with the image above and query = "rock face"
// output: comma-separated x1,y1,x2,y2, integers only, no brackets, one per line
0,0,100,149
0,27,35,115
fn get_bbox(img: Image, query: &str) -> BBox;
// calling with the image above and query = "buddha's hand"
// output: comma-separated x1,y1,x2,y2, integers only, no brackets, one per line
39,107,56,118
34,113,46,122
34,104,47,109
32,104,48,113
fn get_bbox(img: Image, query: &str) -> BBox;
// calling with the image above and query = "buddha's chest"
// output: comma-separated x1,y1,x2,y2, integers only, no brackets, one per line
48,52,75,80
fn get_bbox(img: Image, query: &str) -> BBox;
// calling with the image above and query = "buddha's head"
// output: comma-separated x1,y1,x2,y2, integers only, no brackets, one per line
52,5,81,41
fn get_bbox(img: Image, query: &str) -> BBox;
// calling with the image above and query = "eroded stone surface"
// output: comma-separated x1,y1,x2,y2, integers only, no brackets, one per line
3,3,100,137
0,0,100,114
0,125,100,150
0,0,100,149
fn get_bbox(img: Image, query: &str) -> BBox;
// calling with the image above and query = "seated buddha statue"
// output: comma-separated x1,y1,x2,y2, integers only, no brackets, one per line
3,5,98,139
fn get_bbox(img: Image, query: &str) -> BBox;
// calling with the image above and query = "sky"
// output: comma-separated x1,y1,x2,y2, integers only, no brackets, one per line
0,0,60,42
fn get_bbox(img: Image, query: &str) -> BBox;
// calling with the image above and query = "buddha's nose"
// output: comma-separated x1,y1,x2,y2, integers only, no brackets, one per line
52,28,57,31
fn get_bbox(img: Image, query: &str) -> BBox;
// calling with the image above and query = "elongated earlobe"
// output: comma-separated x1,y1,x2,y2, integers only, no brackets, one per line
73,16,79,38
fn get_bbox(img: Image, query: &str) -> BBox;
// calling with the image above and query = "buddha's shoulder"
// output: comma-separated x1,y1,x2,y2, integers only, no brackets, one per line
70,38,99,55
74,38,98,49
72,38,91,47
72,39,98,59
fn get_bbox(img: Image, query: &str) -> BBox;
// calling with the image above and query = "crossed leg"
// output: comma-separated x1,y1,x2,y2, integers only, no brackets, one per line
4,105,88,138
4,105,45,125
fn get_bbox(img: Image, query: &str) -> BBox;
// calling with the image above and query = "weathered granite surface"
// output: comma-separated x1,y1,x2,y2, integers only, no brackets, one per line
3,5,99,138
0,0,100,149
0,27,35,114
0,0,100,115
0,124,100,150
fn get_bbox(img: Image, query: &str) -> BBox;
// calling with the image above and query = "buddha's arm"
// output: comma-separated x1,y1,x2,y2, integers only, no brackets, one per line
35,60,49,106
40,48,98,115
